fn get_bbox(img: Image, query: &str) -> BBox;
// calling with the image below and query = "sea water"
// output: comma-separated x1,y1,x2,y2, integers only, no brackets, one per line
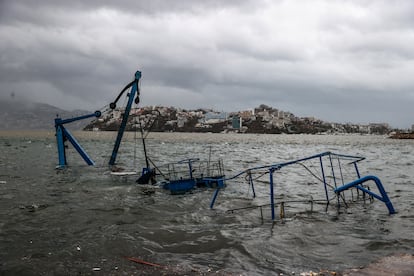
0,131,413,275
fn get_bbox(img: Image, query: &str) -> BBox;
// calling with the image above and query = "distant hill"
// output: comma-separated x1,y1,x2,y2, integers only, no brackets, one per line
0,100,91,130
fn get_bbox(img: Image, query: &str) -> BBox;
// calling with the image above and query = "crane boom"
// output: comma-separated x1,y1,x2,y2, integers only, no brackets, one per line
108,70,142,166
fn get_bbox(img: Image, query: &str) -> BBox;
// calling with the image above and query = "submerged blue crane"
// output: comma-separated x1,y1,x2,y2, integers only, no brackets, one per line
54,70,142,168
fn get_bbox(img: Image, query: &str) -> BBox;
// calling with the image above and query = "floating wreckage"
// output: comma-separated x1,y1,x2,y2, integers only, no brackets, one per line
210,151,395,220
53,70,395,217
155,158,225,194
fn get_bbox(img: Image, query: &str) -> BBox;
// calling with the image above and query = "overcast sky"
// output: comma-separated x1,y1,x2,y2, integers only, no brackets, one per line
1,0,414,128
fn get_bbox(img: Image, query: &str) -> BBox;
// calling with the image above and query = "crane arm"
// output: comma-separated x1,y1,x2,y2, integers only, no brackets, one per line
108,70,142,166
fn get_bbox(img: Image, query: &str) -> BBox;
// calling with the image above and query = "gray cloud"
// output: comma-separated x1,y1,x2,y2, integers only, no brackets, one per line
1,0,414,128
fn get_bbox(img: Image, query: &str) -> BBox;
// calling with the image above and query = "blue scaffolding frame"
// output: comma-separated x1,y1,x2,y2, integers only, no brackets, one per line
210,151,395,218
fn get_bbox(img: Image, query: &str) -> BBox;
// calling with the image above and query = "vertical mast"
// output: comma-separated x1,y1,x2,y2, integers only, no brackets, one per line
109,71,142,166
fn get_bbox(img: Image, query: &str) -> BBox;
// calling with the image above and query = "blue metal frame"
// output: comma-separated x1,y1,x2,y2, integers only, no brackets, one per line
319,156,330,203
177,158,199,179
54,111,101,168
334,175,395,214
109,71,142,166
159,158,225,194
269,167,276,220
247,170,256,198
209,151,395,218
210,188,221,208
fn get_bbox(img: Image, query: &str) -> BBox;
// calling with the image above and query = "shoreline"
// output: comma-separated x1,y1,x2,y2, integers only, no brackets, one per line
389,132,414,139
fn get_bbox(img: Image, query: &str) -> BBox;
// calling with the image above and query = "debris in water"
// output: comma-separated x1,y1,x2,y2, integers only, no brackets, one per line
125,256,163,268
19,204,49,212
300,271,336,276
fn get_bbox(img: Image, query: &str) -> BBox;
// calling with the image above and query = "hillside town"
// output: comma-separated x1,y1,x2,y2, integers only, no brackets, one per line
85,104,394,135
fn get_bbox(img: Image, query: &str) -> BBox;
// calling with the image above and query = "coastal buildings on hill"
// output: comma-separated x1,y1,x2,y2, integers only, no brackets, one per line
85,104,392,135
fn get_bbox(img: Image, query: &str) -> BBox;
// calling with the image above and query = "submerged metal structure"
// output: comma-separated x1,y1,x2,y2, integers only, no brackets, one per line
54,111,101,168
53,70,225,193
54,71,141,169
210,151,395,218
159,158,225,194
52,71,395,218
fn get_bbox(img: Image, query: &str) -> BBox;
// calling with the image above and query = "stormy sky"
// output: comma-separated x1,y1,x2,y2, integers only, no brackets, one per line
1,1,414,128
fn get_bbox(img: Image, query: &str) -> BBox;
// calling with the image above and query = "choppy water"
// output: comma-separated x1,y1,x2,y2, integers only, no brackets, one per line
0,131,413,275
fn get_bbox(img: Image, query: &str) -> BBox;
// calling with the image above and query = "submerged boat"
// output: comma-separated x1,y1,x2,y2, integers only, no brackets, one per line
157,158,225,194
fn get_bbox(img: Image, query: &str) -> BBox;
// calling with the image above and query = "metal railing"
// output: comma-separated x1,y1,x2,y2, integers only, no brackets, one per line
210,151,395,220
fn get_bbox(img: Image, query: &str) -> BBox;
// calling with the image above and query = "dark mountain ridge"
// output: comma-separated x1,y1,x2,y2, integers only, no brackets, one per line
0,99,90,130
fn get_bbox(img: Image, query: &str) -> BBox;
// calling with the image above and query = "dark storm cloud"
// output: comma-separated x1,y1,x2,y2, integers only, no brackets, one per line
0,0,258,25
1,0,414,128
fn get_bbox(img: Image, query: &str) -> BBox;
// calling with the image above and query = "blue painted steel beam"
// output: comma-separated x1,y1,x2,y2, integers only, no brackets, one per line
109,71,141,166
248,171,256,198
62,127,95,166
319,156,330,203
353,162,361,178
218,152,364,183
328,154,338,189
269,167,276,220
189,160,194,179
210,188,221,209
55,124,67,168
54,111,101,168
334,175,395,214
58,111,101,125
